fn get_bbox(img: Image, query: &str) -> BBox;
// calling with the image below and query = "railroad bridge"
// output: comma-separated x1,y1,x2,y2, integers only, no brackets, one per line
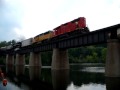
1,24,120,77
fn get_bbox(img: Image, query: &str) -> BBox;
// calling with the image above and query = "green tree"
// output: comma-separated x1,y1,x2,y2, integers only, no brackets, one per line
0,41,7,47
92,52,98,62
85,55,93,63
101,48,107,63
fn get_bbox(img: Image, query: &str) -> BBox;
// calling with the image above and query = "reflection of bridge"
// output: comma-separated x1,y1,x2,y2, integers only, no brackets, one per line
5,65,120,90
1,24,120,77
6,65,106,90
6,66,53,90
5,65,71,90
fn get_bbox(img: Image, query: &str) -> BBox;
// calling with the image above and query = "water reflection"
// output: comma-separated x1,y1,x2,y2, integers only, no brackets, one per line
106,77,120,90
3,64,120,90
29,66,41,80
6,65,14,73
6,65,15,84
67,82,105,90
29,67,53,90
70,71,105,86
52,70,70,90
68,67,106,90
15,65,25,76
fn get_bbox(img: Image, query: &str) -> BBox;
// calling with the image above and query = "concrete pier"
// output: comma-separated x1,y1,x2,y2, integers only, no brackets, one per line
105,39,120,77
15,54,25,65
6,54,14,65
52,48,69,70
29,52,42,66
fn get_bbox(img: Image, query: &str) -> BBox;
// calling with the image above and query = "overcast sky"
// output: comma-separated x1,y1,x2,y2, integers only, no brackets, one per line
0,0,120,41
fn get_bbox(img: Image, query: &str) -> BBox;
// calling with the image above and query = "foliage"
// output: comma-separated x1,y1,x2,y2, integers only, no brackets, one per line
0,56,5,65
0,40,16,47
68,44,107,63
41,51,52,65
101,48,107,63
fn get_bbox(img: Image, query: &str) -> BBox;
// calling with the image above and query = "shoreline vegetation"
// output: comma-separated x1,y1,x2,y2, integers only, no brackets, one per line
0,40,107,65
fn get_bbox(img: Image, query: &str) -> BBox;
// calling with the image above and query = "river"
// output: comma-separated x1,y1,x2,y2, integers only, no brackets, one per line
0,64,120,90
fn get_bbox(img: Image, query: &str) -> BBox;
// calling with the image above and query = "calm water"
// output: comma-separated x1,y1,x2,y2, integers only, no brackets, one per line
0,64,120,90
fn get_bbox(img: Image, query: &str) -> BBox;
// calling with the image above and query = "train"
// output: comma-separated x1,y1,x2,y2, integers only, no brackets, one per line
33,17,89,43
0,17,89,51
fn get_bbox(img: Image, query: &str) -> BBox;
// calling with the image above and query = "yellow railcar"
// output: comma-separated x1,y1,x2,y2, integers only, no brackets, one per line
33,34,42,43
41,31,53,41
33,35,39,43
33,31,53,43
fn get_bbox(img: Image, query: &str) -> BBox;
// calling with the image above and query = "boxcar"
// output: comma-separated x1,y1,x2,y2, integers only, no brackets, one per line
21,38,33,47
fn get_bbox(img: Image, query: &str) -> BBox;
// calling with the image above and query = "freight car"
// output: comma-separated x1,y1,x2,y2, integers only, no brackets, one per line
33,30,53,43
21,38,33,47
6,45,13,50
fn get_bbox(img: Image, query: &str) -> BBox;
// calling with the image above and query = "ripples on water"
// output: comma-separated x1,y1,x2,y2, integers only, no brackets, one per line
0,64,120,90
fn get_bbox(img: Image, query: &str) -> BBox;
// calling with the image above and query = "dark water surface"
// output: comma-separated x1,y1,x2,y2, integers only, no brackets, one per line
0,64,120,90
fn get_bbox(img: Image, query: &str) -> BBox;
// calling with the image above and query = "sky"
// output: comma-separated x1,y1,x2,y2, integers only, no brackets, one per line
0,0,120,41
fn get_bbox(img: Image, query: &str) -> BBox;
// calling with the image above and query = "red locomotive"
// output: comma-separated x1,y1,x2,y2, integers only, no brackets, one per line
53,17,89,37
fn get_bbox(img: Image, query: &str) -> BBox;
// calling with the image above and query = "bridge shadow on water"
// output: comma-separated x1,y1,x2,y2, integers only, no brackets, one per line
0,65,120,90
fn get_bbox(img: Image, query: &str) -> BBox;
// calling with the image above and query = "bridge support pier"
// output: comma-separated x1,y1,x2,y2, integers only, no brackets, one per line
105,39,120,77
52,48,69,70
15,54,25,65
29,52,42,66
6,54,14,65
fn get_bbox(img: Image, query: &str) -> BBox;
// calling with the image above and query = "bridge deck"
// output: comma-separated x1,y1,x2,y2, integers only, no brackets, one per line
3,24,120,54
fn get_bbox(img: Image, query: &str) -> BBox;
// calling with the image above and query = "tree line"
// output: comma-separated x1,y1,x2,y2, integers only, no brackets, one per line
0,40,16,47
41,44,107,65
0,40,107,65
